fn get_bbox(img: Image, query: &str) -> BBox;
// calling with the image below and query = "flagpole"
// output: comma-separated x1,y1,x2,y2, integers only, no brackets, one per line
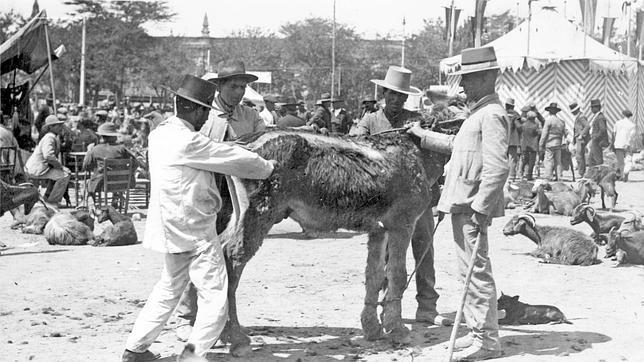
44,20,57,114
527,0,532,57
331,0,336,101
79,16,86,106
448,0,455,56
627,3,632,57
401,17,406,67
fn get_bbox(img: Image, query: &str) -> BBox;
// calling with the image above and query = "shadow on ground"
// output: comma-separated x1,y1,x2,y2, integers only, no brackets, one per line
499,327,611,358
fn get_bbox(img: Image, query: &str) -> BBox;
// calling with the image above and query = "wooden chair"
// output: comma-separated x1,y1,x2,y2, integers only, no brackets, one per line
97,158,135,214
133,151,150,209
0,146,17,183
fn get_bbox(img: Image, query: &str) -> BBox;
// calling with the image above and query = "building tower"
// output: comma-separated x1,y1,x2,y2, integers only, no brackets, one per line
201,13,210,37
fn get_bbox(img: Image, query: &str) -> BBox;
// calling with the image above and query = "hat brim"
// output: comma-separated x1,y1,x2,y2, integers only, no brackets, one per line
570,106,580,113
45,120,65,126
161,85,216,110
370,79,423,96
211,73,258,83
97,131,120,137
545,106,561,113
450,65,500,76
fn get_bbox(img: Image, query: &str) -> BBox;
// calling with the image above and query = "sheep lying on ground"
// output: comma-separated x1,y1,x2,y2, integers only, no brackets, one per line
89,206,138,246
44,212,93,245
606,229,644,265
503,214,599,266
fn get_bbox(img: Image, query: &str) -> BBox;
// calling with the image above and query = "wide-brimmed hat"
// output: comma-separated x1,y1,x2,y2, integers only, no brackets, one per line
371,66,422,96
505,98,515,106
96,122,119,136
44,115,64,126
263,95,279,103
96,110,108,117
569,102,580,113
280,96,298,107
590,99,602,108
545,102,561,113
207,60,258,83
162,74,217,109
318,92,336,103
451,46,499,75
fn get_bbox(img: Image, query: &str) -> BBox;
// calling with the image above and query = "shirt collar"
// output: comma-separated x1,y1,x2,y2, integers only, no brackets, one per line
470,93,501,113
167,115,196,132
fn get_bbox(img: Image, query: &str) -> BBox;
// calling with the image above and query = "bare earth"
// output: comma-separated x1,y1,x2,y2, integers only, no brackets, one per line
2,172,644,362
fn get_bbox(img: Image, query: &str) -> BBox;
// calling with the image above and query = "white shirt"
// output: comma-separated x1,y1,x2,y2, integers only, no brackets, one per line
143,115,273,254
613,117,636,149
259,108,277,126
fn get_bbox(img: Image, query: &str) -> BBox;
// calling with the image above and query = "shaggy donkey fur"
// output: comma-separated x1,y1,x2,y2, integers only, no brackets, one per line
213,129,446,356
44,213,93,245
89,206,138,247
503,214,599,266
19,205,56,234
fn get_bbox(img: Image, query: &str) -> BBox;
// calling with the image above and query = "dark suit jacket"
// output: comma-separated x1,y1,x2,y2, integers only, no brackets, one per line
590,111,608,146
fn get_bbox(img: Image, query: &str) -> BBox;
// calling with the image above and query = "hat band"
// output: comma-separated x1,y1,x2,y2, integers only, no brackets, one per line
460,60,498,72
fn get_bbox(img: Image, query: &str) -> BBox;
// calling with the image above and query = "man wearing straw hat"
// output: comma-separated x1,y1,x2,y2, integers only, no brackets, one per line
24,115,71,209
407,46,508,360
570,102,589,178
122,74,276,361
173,60,266,342
353,65,453,328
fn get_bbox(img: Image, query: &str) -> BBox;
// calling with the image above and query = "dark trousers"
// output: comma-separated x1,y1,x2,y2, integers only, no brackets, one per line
522,149,537,180
588,139,604,167
507,145,521,180
575,141,587,177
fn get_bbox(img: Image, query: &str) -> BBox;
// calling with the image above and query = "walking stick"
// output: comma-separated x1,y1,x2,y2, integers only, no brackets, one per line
445,222,486,362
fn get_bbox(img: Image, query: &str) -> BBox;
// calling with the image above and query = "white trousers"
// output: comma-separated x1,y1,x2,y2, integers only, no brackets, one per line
125,242,228,356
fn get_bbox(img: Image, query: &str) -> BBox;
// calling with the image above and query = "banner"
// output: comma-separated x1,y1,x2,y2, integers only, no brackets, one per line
474,0,488,46
638,11,644,46
579,0,598,35
602,17,615,45
443,7,462,41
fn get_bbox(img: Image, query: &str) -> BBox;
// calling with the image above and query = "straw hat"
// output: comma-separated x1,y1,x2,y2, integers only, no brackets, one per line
96,122,119,137
451,46,499,75
371,66,422,96
161,74,217,109
44,115,64,126
205,60,258,83
569,102,580,114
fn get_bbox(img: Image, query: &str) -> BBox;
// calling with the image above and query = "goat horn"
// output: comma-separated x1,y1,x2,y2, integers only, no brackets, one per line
518,214,536,228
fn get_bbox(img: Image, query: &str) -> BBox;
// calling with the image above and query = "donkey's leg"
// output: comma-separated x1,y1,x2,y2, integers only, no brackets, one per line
225,258,253,357
382,227,413,344
361,229,387,341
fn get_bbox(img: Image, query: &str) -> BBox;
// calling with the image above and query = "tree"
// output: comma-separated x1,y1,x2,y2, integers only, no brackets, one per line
0,9,26,44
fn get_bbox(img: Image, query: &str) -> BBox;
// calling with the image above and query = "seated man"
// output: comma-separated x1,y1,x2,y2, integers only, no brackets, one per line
83,122,136,205
24,115,71,209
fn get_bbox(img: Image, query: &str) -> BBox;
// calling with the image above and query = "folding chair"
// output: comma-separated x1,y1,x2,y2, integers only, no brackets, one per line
97,158,135,214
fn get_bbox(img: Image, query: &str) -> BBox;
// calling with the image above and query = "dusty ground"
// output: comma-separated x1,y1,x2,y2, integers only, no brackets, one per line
1,172,644,362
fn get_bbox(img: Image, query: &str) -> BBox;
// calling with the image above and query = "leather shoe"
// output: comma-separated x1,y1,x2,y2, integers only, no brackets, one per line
121,349,160,362
452,345,502,361
415,310,454,326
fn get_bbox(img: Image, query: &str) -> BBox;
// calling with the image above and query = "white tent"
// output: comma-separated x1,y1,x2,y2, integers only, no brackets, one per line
440,6,643,141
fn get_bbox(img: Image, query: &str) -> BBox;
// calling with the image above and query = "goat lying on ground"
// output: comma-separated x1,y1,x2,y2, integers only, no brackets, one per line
44,212,93,245
0,180,39,219
570,204,628,245
529,179,593,216
497,293,571,325
606,229,644,265
503,214,599,266
89,206,138,246
211,129,446,356
584,165,618,210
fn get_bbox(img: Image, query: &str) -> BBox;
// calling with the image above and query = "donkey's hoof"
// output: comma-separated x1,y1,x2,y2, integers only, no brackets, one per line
361,308,383,341
229,342,252,357
388,326,411,345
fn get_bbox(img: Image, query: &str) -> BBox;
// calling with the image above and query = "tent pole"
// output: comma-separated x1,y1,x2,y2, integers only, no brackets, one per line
27,64,49,95
80,16,86,106
44,21,56,114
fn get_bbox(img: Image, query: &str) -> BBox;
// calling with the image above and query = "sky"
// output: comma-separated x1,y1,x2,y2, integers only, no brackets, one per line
0,0,634,39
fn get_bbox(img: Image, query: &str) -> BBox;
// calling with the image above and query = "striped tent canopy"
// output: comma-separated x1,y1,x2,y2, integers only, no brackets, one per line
440,6,643,146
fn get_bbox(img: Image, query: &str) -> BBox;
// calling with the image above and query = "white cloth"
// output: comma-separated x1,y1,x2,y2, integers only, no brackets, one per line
143,115,274,254
259,108,277,126
125,242,228,357
613,117,636,149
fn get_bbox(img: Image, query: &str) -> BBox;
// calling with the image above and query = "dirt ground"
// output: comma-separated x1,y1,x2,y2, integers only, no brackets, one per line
2,172,644,362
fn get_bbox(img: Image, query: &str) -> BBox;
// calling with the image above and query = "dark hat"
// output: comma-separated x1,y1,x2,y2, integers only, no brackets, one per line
96,122,119,136
590,99,601,107
362,96,377,104
569,102,580,113
208,60,258,83
622,109,633,117
545,102,561,113
162,74,217,109
298,99,306,105
451,46,499,75
318,92,336,103
281,96,298,107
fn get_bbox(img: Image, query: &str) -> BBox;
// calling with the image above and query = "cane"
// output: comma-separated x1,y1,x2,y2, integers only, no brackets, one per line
445,219,487,362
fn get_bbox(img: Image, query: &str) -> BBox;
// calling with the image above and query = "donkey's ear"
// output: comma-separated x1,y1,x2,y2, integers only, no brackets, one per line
512,295,519,301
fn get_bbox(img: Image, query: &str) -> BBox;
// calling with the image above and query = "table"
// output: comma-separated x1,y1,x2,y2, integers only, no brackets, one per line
68,151,88,207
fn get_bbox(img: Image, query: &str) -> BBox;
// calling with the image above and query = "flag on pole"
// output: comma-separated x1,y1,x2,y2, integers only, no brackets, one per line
602,17,615,45
443,7,461,41
579,0,598,35
637,10,644,46
474,0,488,47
